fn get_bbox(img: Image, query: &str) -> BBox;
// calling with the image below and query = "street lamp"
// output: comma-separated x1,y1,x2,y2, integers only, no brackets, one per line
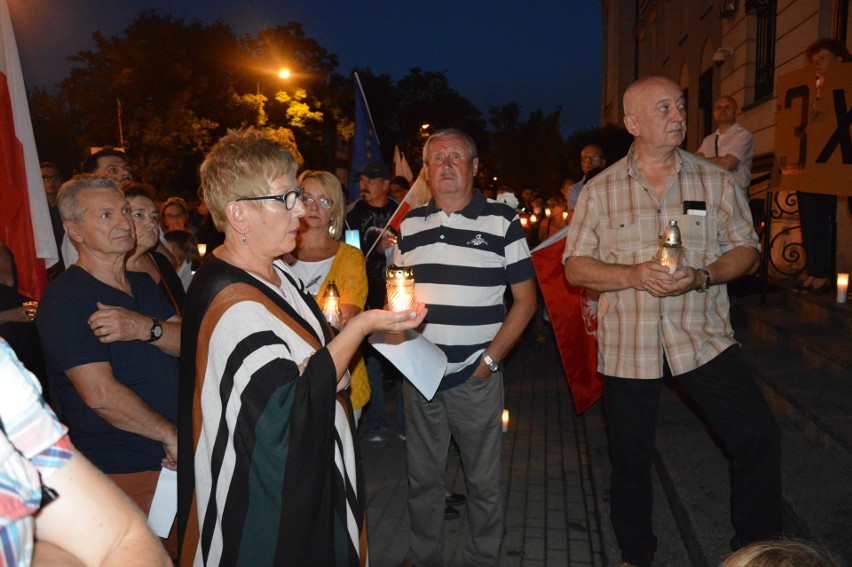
257,67,292,95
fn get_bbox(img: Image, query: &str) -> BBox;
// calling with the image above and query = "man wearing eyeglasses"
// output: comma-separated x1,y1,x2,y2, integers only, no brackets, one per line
567,145,607,211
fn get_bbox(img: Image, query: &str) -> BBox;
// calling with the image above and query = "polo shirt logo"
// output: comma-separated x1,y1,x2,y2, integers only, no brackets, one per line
467,234,488,246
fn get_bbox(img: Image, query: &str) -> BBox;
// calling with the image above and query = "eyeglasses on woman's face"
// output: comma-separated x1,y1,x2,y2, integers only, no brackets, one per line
302,195,333,209
237,188,304,210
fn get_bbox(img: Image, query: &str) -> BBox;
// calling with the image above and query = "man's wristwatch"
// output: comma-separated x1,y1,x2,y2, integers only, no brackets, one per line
146,317,163,343
482,353,500,373
696,269,711,293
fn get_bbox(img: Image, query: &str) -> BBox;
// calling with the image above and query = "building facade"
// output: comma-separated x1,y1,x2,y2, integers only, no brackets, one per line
599,0,852,276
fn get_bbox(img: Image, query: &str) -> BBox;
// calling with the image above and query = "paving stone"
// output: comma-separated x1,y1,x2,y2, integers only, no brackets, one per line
361,334,606,566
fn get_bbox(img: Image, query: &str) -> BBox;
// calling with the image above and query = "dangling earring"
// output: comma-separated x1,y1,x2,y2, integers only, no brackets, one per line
328,224,336,238
241,233,247,245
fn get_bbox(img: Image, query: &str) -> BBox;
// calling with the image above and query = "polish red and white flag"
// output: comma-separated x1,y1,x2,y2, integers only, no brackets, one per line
0,0,57,299
531,228,603,414
392,145,414,182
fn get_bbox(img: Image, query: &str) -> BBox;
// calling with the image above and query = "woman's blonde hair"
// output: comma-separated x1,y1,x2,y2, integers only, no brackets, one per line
200,128,298,231
721,539,839,567
297,170,346,239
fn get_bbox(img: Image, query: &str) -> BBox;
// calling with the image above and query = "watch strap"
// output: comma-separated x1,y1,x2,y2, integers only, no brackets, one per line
482,353,500,372
146,317,162,343
697,269,711,293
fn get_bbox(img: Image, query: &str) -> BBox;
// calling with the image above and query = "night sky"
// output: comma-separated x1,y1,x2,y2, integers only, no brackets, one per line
9,0,602,137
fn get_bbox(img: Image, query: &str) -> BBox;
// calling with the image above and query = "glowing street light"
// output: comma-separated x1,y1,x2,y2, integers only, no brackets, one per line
278,68,291,80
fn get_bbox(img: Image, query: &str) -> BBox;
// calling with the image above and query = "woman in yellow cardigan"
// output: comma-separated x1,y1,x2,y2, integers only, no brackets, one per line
287,170,371,421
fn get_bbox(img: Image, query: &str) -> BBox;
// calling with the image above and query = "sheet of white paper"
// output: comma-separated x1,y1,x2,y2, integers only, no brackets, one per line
147,467,177,538
370,330,446,401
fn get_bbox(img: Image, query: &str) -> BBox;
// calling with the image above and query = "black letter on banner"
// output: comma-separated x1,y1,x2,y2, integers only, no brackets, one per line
815,89,852,164
780,85,809,171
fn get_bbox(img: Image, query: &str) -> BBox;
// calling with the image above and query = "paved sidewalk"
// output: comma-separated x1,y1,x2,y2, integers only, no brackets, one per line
359,332,605,566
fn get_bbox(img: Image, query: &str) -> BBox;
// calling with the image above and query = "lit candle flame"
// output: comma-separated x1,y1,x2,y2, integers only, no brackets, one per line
502,409,509,432
838,273,849,304
386,268,415,312
322,281,342,327
197,243,207,257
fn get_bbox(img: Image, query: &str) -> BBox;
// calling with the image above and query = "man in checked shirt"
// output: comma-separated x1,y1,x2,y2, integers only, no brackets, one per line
563,76,781,567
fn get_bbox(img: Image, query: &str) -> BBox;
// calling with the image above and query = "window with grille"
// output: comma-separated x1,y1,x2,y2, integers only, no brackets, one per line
748,0,777,100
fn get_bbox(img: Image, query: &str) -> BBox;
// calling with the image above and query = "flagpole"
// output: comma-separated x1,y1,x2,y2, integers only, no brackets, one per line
354,72,380,148
348,72,385,203
363,171,429,259
117,97,125,149
364,205,402,259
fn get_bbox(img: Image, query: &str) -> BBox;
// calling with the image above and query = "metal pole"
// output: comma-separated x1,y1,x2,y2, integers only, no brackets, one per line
760,191,772,306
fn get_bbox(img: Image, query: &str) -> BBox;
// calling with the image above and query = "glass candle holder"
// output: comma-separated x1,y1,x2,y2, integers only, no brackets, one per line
651,220,686,274
386,267,415,312
197,243,207,257
22,300,38,321
321,281,342,327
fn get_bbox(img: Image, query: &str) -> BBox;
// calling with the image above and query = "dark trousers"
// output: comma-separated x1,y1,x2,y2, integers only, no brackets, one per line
603,346,782,567
797,191,836,278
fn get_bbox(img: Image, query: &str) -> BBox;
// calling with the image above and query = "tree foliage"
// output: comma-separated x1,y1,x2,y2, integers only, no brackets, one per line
28,9,593,202
488,103,565,196
59,12,244,194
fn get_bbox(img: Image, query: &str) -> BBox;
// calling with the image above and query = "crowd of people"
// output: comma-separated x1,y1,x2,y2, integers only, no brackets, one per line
1,41,846,565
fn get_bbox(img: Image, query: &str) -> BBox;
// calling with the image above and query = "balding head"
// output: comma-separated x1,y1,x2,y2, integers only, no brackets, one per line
712,96,738,129
622,75,686,150
623,75,680,116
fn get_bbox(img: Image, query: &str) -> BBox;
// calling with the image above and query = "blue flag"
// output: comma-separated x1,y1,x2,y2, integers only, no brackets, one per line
348,72,383,203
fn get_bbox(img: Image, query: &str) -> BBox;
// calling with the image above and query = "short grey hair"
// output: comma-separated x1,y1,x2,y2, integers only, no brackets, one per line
200,128,299,231
57,174,121,223
422,128,478,163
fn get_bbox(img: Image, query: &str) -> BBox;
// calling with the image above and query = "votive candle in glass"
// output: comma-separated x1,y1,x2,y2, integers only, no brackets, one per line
386,267,415,312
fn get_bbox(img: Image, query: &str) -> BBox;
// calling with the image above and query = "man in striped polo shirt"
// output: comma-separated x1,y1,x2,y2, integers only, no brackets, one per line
394,129,537,566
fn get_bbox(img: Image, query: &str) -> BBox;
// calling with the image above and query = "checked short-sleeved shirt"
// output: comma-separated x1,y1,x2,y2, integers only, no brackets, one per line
563,145,759,379
0,340,73,566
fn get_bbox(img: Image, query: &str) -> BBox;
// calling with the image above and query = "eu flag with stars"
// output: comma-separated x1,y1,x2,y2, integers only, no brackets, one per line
348,72,383,203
